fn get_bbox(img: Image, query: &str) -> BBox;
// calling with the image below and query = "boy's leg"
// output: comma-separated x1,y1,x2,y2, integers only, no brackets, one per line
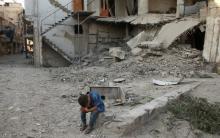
80,112,87,131
85,111,99,134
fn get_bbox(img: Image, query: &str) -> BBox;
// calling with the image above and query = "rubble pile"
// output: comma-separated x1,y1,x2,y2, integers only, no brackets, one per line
49,44,207,93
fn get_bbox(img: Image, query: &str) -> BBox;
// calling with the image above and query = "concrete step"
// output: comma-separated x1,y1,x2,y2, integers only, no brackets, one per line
107,82,201,136
43,36,73,64
42,17,70,35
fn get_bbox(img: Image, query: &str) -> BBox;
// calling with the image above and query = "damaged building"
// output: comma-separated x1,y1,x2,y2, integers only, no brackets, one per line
24,0,220,67
0,2,23,56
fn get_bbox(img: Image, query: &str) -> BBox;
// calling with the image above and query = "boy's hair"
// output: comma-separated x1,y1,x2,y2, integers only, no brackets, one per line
78,94,88,107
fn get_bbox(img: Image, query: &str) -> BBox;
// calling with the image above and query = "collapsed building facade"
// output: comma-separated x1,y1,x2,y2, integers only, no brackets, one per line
24,0,219,67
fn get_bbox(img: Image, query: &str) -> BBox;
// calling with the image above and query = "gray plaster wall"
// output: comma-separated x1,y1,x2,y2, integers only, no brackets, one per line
184,1,206,16
149,0,176,13
87,0,100,16
25,0,90,61
115,0,128,17
45,17,89,58
42,42,71,67
25,0,73,33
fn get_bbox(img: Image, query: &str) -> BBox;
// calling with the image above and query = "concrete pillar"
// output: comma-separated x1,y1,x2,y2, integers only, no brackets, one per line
176,0,184,18
84,0,88,11
138,0,149,15
115,0,128,17
203,0,220,63
33,0,42,67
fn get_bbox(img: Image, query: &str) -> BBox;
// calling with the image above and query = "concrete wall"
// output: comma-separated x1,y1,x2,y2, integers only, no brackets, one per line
115,0,127,17
25,0,73,32
42,43,71,67
149,0,176,13
88,21,126,53
138,0,149,15
87,0,100,16
25,0,89,63
0,3,23,24
184,1,206,16
89,22,126,40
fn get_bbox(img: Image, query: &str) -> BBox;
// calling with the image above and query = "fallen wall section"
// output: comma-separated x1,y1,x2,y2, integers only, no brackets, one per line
140,18,200,49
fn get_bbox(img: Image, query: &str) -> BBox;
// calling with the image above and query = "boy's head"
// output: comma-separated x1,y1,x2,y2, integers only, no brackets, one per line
78,94,88,107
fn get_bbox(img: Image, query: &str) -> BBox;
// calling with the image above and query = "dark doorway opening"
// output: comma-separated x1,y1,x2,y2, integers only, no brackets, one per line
183,26,205,51
190,27,205,51
192,28,205,51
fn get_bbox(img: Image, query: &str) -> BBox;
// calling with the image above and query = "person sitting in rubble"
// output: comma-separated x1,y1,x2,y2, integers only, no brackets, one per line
78,90,105,134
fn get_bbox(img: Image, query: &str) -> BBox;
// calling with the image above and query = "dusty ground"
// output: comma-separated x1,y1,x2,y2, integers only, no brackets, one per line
0,55,91,138
0,52,220,138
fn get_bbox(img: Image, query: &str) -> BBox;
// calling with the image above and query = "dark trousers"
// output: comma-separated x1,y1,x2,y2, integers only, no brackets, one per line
81,111,99,128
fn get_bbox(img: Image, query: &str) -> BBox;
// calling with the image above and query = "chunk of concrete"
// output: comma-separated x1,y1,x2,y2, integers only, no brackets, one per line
131,48,143,56
127,31,147,49
113,78,126,83
109,47,125,60
139,41,161,49
107,82,201,136
152,78,184,86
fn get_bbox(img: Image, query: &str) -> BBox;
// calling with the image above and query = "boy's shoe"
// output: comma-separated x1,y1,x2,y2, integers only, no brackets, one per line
80,124,88,131
84,126,93,134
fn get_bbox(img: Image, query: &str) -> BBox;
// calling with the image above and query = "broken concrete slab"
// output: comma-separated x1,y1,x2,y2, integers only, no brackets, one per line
127,31,148,49
106,82,201,136
131,48,143,56
113,78,126,83
90,86,126,103
109,47,125,60
152,78,184,86
143,18,200,49
138,41,161,49
140,50,163,58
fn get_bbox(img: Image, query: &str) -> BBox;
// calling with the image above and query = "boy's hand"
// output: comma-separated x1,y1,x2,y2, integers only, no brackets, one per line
81,107,89,113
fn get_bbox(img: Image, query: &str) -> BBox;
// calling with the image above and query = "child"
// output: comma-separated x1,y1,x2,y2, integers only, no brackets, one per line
78,90,105,134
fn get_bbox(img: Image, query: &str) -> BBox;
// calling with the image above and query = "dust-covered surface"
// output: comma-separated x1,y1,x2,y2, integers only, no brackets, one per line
0,45,219,138
129,112,220,138
190,77,220,104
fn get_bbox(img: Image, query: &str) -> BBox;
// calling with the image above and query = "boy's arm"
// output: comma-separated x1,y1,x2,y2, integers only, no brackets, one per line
81,106,97,113
87,106,97,112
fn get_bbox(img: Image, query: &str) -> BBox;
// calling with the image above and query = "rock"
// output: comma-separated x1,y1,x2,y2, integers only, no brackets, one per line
82,62,89,66
131,48,143,56
161,71,168,77
193,71,213,78
127,31,147,49
109,47,125,60
136,56,144,62
61,95,67,98
141,50,163,58
138,41,161,49
113,78,125,83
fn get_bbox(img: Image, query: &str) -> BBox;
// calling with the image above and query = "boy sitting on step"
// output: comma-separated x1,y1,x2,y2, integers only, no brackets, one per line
78,90,105,134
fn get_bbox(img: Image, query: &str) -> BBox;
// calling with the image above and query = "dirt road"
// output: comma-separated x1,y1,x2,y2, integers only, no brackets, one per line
0,55,91,138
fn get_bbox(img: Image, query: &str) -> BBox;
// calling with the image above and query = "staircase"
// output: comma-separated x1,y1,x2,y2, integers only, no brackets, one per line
41,0,95,65
49,0,72,13
43,36,73,63
41,13,73,35
41,0,74,35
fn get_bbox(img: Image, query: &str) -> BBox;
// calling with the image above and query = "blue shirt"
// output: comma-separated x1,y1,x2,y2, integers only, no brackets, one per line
89,91,105,112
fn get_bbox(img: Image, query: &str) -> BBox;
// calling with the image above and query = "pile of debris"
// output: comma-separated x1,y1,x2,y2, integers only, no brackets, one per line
49,42,208,96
